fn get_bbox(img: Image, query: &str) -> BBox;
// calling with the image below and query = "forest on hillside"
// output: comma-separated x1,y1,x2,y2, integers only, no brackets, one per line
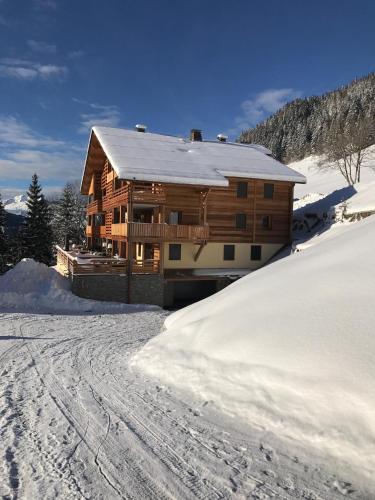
239,73,375,162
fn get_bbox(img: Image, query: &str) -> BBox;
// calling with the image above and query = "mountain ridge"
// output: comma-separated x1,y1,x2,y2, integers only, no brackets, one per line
239,72,375,163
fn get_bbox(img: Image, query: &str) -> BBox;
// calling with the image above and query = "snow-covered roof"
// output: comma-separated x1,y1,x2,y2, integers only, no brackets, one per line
82,126,306,192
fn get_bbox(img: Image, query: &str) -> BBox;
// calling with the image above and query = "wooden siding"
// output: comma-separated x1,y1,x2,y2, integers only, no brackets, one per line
85,157,295,248
111,222,209,241
206,178,294,244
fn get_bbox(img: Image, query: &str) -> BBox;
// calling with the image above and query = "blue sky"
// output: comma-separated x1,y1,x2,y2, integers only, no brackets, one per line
0,0,374,198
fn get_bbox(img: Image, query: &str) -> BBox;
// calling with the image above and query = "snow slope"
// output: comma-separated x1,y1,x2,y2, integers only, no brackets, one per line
132,215,375,484
346,180,375,215
290,144,375,199
0,259,157,314
3,194,28,215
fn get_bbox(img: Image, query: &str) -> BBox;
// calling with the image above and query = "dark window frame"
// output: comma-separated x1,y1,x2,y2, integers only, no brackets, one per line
262,215,272,229
236,181,248,198
169,243,182,261
223,244,235,261
264,183,274,199
251,245,262,261
235,213,247,230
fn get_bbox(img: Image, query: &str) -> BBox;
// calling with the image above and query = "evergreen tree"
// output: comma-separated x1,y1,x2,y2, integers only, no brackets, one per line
239,72,375,163
52,182,86,245
22,174,54,265
0,193,8,273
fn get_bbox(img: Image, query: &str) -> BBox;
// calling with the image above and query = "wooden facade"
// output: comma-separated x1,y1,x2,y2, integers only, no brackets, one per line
67,127,304,305
83,162,294,272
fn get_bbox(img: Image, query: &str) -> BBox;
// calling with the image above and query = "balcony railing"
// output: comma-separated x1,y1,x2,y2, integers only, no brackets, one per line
102,183,166,211
110,222,209,241
86,199,102,215
56,246,160,276
86,225,106,238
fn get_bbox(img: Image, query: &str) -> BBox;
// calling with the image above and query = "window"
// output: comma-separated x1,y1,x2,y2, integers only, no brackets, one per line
113,207,120,224
237,182,248,198
114,177,122,190
262,215,272,229
169,211,182,224
251,245,262,261
223,244,235,261
264,183,274,199
235,213,247,229
169,244,181,260
94,213,105,226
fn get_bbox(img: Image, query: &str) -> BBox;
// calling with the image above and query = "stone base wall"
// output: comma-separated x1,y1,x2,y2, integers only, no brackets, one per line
71,274,129,303
70,273,165,306
70,274,235,307
129,274,165,307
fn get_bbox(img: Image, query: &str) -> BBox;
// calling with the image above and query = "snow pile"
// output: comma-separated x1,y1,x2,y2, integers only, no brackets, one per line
132,216,375,480
0,259,157,313
346,181,375,216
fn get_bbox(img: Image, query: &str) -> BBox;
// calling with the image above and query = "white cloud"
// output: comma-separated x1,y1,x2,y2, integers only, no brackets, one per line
0,116,84,188
0,116,64,148
230,88,303,135
68,50,85,59
74,99,121,133
27,40,57,54
0,58,67,80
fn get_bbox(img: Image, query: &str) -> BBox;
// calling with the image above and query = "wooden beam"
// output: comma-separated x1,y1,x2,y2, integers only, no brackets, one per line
194,242,206,262
252,179,257,242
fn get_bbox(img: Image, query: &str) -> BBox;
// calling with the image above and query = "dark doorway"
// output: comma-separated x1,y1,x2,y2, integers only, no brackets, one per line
169,280,218,308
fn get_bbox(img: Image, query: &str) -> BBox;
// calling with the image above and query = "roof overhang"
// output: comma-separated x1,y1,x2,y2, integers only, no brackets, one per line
80,130,107,195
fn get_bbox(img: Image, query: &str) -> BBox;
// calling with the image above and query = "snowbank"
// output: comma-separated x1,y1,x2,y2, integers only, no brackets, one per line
346,181,375,216
132,216,375,480
0,259,157,314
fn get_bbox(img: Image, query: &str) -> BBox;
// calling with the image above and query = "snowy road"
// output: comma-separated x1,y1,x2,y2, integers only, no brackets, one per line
0,312,370,499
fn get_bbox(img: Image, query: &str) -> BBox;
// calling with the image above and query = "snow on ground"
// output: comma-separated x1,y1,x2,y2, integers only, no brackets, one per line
0,259,157,314
345,180,375,215
290,144,375,200
132,215,375,492
1,259,373,498
1,311,371,499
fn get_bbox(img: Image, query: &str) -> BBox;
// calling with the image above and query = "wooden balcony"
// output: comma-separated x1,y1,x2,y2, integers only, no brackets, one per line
86,225,107,238
86,199,103,215
56,246,160,276
102,183,166,211
110,222,209,241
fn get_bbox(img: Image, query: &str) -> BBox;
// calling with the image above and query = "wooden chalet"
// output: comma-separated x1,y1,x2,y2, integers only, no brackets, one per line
57,125,306,307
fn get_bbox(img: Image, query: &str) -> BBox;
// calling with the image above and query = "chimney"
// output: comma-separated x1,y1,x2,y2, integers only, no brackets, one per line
135,124,147,132
190,129,202,142
217,133,228,142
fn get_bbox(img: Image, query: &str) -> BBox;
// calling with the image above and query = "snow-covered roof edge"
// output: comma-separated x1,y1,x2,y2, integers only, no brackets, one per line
81,126,306,193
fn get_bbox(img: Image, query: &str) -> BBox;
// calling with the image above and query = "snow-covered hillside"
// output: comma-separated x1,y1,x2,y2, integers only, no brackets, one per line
289,145,375,200
3,194,28,215
132,215,375,485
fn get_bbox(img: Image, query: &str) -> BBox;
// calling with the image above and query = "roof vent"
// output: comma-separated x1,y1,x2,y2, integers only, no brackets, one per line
135,124,147,132
190,129,202,142
217,133,228,142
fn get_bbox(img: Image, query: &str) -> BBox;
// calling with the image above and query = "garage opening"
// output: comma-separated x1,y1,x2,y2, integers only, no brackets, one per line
169,280,218,308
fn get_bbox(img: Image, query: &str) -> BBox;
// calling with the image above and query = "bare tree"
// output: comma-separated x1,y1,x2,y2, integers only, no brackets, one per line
318,117,375,185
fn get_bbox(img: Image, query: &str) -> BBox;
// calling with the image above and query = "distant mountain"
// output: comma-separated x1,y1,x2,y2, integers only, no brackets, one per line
239,72,375,163
4,194,28,216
